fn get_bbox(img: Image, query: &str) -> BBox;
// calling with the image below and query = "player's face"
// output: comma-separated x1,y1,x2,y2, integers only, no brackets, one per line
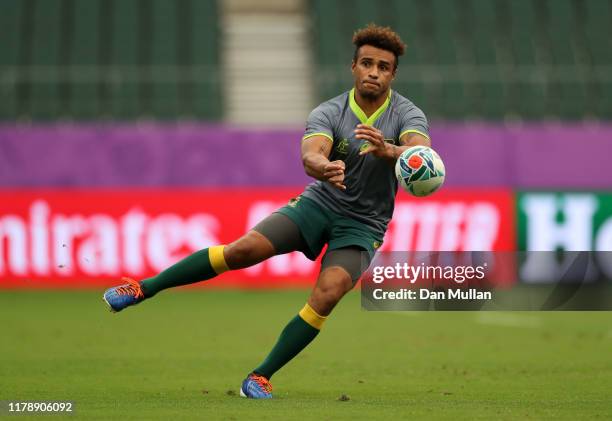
351,45,396,100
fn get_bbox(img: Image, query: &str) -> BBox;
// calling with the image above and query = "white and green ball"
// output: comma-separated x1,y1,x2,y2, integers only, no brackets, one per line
395,146,445,197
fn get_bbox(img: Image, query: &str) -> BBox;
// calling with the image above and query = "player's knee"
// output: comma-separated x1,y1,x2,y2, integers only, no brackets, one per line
310,287,345,316
224,231,274,269
311,268,352,314
224,241,256,269
319,281,347,301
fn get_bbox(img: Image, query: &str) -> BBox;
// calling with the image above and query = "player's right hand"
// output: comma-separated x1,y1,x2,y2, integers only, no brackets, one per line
323,160,346,190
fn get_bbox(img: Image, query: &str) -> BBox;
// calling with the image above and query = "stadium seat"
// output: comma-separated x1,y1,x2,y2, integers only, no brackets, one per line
546,0,585,119
507,0,545,119
311,0,350,99
391,0,430,113
470,0,506,119
191,0,222,120
151,0,180,119
109,0,142,119
431,0,466,119
0,0,24,119
29,0,63,119
584,0,612,117
69,0,102,119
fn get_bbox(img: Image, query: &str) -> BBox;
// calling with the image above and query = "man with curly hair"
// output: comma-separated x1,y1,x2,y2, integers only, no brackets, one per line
103,24,431,399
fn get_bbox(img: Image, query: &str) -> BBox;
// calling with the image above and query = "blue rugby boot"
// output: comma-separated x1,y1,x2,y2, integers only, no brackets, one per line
103,277,145,313
240,373,273,399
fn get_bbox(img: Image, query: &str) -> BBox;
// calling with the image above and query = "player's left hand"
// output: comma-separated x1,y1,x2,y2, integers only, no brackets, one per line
355,124,394,159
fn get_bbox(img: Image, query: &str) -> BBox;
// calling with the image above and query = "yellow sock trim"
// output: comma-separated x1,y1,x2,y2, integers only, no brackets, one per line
299,303,327,330
209,245,229,274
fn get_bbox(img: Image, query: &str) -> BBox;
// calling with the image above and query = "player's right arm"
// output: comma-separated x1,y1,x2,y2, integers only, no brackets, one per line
301,136,346,190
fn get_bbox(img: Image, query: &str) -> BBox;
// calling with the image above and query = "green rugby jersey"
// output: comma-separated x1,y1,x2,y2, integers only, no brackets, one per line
301,88,430,238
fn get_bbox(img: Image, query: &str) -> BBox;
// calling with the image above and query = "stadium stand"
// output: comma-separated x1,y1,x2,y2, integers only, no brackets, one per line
0,0,221,120
1,0,610,121
309,0,612,120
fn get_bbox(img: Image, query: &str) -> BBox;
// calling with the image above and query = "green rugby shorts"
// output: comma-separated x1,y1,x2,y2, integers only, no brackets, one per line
276,195,383,261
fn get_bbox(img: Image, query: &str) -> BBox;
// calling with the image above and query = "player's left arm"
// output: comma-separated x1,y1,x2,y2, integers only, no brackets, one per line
356,125,431,164
399,131,431,148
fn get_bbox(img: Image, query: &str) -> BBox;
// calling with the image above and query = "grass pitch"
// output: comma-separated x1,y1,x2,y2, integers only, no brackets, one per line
1,289,611,420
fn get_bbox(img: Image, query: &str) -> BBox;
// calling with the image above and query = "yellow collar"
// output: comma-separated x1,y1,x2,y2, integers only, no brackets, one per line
349,88,392,125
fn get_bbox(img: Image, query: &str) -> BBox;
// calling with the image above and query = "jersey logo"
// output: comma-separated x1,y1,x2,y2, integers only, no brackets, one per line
335,138,349,154
288,196,302,208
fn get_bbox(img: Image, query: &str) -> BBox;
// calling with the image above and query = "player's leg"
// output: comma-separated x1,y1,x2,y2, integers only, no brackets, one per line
242,247,367,398
139,230,275,297
103,213,305,312
306,247,370,315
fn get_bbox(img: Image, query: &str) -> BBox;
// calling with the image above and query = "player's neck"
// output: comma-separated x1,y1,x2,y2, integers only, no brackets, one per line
354,89,390,117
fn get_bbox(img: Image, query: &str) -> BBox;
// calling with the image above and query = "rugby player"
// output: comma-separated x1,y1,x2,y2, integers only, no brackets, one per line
103,24,431,399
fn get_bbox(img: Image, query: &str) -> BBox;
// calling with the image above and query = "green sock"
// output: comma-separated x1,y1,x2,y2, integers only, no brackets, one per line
254,303,327,379
140,246,228,297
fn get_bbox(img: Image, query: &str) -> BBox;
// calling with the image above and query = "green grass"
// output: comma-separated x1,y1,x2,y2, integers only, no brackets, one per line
1,290,611,420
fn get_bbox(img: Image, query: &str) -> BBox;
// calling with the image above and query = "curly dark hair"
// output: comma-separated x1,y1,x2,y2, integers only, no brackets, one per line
352,24,406,69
